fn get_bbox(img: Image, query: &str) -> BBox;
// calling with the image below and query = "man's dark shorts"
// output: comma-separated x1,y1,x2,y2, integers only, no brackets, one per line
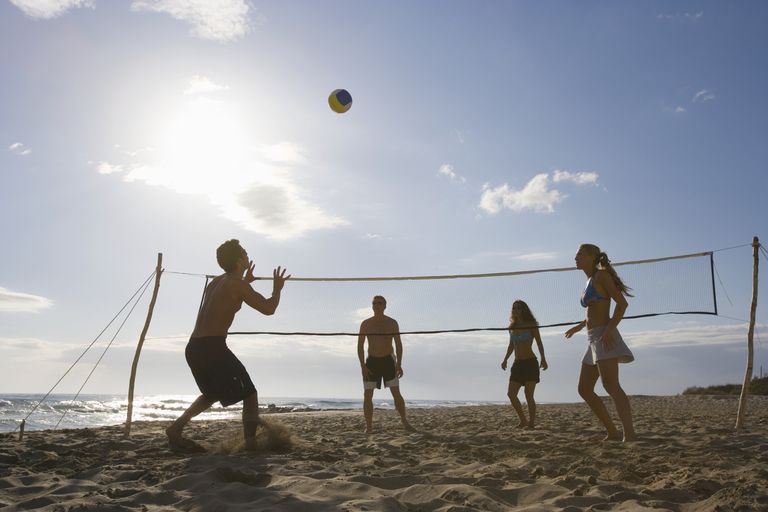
509,357,540,385
185,336,256,407
364,354,400,390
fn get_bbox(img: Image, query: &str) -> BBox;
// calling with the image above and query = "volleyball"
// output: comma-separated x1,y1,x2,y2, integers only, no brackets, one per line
328,89,353,113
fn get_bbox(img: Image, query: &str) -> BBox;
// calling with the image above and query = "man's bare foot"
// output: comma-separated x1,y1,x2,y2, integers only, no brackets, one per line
166,424,207,453
516,420,528,428
165,423,181,439
402,421,416,432
602,432,622,442
524,423,536,430
622,433,637,442
244,437,257,451
169,437,207,453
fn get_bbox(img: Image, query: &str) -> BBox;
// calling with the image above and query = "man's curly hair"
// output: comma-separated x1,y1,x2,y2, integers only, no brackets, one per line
216,239,246,272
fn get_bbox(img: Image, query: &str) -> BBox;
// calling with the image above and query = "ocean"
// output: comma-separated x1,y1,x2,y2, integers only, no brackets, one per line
0,394,505,433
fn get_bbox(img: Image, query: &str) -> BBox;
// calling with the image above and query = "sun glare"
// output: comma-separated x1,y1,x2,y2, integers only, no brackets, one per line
128,84,345,239
156,96,258,198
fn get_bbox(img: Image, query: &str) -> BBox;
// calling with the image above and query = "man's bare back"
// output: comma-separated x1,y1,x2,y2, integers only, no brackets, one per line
191,259,288,339
192,275,246,338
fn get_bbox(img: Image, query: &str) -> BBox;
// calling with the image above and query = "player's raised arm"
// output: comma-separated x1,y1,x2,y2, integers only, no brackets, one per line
242,265,290,315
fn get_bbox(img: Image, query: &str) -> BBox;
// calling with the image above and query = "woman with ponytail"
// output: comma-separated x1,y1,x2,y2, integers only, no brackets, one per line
565,244,636,441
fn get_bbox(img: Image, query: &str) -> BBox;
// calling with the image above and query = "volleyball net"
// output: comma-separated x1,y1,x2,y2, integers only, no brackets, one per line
224,251,716,336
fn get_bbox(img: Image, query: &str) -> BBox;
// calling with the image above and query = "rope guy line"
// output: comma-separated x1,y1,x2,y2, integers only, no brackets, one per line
713,260,734,307
53,275,154,430
14,270,157,432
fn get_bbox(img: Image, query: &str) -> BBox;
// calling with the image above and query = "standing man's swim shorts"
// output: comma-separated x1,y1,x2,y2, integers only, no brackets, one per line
364,354,400,390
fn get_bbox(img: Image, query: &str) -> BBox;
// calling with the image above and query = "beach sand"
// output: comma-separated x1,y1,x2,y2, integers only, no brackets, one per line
2,395,767,511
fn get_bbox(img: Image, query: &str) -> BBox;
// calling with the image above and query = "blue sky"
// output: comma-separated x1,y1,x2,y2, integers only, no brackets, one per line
1,1,767,403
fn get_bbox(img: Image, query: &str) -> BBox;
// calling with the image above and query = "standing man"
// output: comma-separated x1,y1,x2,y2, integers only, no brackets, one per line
357,295,415,433
166,239,290,451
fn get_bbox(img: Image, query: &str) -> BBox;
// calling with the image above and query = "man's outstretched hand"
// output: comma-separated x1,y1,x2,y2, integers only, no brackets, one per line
273,266,290,291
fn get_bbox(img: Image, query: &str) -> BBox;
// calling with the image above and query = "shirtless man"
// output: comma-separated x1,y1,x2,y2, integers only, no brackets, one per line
357,295,415,433
166,239,290,451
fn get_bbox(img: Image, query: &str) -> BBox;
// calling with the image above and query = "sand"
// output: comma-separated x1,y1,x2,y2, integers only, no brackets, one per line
2,395,767,511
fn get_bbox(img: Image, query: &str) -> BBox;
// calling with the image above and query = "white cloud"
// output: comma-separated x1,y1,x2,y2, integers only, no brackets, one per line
623,322,764,348
97,84,345,240
692,89,715,103
552,170,599,185
364,233,394,241
0,287,53,313
130,0,253,42
118,161,346,240
95,161,123,175
184,75,230,95
451,129,466,144
458,250,557,266
657,11,703,21
515,252,557,262
8,142,32,156
438,163,466,184
227,181,347,240
354,307,371,321
675,106,686,113
479,173,563,214
480,170,600,215
257,142,307,165
114,144,154,157
10,0,94,19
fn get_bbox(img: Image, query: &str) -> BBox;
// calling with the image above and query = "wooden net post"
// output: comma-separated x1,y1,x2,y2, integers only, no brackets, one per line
735,237,759,431
124,253,163,437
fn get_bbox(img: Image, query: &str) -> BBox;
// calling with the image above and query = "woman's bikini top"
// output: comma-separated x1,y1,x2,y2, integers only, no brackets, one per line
509,330,532,343
580,276,607,307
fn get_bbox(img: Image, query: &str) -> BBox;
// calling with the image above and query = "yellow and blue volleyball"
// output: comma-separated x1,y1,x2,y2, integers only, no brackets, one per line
328,89,353,113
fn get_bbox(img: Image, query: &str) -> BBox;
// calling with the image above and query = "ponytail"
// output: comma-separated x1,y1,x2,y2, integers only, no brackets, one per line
597,251,634,297
581,244,634,297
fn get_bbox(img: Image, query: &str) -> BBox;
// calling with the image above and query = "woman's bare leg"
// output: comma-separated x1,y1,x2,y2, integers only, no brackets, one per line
523,382,537,428
578,363,621,440
596,358,636,441
507,381,527,427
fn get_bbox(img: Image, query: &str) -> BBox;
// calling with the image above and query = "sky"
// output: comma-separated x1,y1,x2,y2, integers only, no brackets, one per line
1,0,767,405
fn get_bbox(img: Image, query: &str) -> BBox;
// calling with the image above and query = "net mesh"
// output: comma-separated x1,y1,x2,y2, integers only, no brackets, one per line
227,252,716,336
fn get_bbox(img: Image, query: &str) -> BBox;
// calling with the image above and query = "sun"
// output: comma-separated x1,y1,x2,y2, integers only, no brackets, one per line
155,96,256,198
